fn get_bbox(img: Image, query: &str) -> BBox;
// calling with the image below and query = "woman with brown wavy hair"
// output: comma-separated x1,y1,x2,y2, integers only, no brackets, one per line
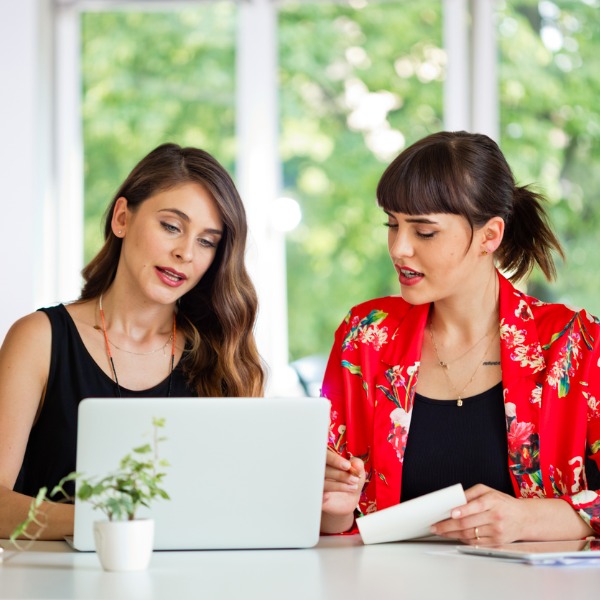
0,143,264,540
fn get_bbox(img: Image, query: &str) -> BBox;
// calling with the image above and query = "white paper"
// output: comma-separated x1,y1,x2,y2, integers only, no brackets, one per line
357,483,467,545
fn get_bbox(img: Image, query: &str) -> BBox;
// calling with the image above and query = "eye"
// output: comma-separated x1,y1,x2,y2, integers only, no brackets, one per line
383,222,398,229
161,221,180,234
198,238,218,249
416,231,436,239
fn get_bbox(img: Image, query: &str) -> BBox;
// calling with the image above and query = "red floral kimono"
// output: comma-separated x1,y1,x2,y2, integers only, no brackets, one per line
322,272,600,534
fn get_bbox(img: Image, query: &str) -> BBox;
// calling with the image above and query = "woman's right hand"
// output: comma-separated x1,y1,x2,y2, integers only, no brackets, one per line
320,449,365,534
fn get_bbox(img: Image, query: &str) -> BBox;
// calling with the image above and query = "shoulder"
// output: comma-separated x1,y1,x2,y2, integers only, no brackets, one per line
0,311,53,386
3,310,53,345
518,293,600,356
501,275,598,332
333,295,414,350
340,295,412,325
527,295,599,331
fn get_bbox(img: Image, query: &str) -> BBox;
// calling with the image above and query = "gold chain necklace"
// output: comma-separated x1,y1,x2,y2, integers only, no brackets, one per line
108,335,173,356
97,294,177,397
428,321,499,407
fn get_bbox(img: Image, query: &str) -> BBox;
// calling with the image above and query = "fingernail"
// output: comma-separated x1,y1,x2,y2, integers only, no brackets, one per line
430,526,437,534
348,476,359,484
451,509,461,518
347,483,358,490
342,461,352,470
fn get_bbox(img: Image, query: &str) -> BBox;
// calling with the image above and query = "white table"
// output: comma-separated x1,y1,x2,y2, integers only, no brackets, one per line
1,536,599,600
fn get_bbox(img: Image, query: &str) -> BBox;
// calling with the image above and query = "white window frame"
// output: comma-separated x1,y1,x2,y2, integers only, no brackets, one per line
0,1,498,387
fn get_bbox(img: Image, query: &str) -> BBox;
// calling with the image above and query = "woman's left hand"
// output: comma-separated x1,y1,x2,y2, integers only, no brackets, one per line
430,484,530,545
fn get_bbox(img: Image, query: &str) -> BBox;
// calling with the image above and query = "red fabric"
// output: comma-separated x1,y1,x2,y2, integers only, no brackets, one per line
322,272,600,533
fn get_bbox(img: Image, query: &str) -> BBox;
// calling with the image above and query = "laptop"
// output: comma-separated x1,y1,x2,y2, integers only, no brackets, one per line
70,396,330,551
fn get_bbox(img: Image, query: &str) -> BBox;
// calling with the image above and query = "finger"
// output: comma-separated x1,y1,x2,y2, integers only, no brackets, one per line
326,448,362,477
322,491,359,516
324,465,360,485
464,483,492,502
449,489,493,520
348,457,365,479
323,479,360,493
431,509,487,537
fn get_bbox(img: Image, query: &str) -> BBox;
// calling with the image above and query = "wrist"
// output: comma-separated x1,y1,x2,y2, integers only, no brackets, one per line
320,510,356,534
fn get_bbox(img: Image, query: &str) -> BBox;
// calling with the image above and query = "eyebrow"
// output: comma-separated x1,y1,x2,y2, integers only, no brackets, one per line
405,217,439,225
159,208,223,235
383,211,439,225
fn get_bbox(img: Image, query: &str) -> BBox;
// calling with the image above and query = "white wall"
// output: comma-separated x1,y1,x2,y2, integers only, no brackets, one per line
0,0,53,341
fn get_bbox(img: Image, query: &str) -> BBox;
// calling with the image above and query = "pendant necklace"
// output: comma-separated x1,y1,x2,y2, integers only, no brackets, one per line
98,294,177,398
428,321,499,407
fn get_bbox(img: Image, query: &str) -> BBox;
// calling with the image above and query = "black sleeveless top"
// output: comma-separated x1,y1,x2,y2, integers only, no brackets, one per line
400,382,515,502
14,305,196,498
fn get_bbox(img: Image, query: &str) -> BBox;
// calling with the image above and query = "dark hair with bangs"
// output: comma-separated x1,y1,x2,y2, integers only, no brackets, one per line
376,131,564,282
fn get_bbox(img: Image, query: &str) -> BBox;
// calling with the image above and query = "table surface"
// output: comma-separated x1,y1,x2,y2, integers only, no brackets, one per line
1,536,599,600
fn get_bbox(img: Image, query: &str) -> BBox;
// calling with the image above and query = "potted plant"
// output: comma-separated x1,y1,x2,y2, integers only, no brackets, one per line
11,417,169,572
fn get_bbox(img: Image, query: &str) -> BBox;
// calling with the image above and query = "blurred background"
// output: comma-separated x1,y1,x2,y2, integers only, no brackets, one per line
2,0,599,394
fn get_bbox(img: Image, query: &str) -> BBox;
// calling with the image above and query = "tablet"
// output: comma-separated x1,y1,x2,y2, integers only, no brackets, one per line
458,539,600,564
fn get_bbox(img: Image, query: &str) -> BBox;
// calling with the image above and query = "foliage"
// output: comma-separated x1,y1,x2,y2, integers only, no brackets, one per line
80,1,600,363
81,5,237,259
497,1,600,311
10,418,169,547
280,1,443,358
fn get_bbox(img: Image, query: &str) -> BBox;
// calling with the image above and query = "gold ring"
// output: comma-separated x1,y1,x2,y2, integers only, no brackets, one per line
475,527,480,540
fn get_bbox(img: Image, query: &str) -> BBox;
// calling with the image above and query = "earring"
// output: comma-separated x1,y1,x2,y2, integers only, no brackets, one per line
117,230,122,235
481,249,489,256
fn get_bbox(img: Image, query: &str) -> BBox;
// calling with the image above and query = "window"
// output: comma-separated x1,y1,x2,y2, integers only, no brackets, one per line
498,0,600,314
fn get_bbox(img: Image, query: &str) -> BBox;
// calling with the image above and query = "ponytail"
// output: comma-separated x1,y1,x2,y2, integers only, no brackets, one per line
497,185,565,282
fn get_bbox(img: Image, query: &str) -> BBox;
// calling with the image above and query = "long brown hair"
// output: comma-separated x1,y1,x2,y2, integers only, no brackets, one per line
376,131,564,281
81,143,264,396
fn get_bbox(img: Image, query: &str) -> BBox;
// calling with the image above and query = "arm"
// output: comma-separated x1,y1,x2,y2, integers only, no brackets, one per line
431,484,594,545
0,312,74,540
433,311,600,544
320,314,368,534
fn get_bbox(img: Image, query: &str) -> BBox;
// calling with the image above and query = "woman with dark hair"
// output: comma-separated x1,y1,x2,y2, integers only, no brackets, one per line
0,143,264,539
320,131,600,543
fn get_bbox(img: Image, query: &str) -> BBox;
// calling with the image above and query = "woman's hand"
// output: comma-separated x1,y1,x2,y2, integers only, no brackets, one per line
430,484,594,544
320,449,365,534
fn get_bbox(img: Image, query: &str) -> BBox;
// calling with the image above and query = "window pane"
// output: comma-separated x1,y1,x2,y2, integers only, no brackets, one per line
280,0,443,359
81,5,237,262
498,0,600,313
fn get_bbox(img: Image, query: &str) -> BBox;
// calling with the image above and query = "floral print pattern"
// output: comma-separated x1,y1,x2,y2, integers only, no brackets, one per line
505,402,543,496
322,272,600,533
342,310,388,352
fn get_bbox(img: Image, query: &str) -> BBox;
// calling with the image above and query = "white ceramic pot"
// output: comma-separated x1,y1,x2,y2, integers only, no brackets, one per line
93,519,155,572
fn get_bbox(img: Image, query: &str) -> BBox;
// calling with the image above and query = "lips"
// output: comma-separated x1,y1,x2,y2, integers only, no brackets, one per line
156,266,187,287
396,265,424,287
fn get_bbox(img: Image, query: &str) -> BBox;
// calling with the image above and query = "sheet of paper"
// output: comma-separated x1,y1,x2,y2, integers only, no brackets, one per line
357,483,466,545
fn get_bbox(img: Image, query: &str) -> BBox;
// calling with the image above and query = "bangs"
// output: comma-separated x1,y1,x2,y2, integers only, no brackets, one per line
376,142,474,220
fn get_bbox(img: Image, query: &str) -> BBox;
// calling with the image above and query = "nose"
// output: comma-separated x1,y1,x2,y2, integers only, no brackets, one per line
388,227,414,260
174,236,194,263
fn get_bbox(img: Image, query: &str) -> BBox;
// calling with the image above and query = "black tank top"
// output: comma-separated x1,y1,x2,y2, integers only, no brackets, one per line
14,304,196,498
400,382,515,502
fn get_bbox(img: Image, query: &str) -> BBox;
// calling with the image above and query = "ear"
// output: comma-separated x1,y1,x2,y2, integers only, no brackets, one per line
479,217,504,254
110,197,129,238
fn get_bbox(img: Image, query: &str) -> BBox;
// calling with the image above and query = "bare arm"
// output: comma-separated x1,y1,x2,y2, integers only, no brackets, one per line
0,312,74,539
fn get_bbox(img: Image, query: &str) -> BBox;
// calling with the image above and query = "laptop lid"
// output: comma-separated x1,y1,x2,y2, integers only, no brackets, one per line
72,396,330,551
